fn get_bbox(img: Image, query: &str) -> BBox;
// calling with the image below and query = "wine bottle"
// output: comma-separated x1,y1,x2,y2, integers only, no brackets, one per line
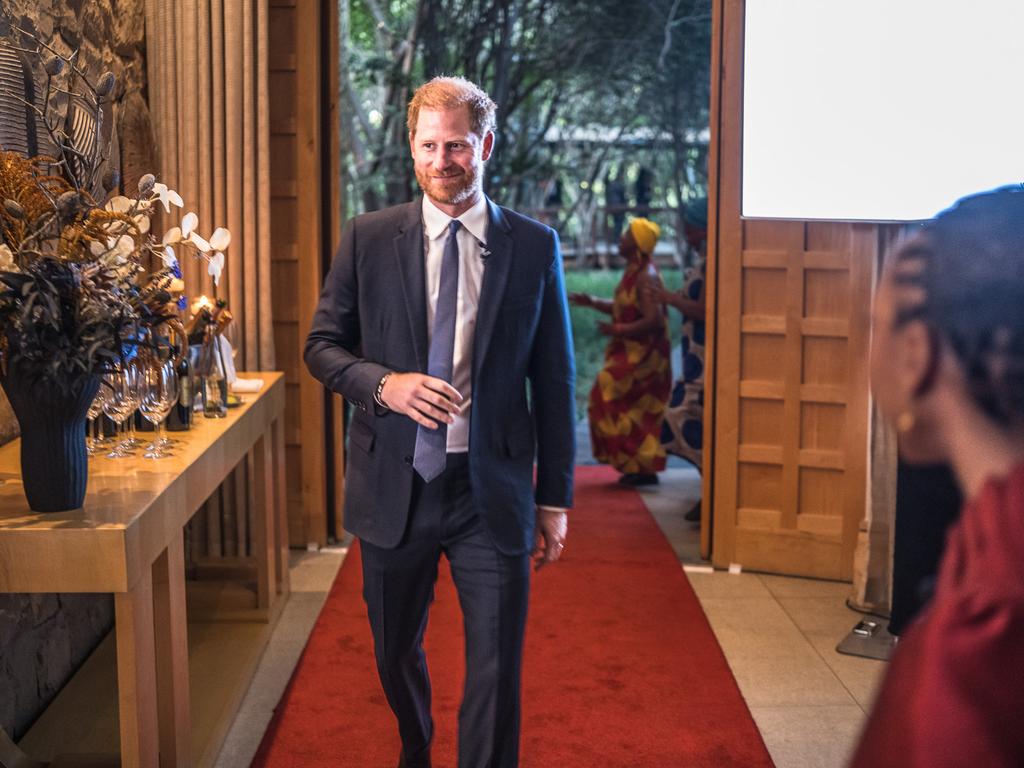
166,348,194,431
201,339,227,419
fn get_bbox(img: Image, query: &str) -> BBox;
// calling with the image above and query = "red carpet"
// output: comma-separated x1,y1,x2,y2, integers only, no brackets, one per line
252,465,773,767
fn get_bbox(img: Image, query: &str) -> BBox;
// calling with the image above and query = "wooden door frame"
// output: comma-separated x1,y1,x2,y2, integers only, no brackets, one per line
325,0,346,539
702,0,727,561
706,0,874,578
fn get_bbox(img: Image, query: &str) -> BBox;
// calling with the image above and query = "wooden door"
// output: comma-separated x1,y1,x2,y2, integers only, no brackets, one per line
707,0,876,579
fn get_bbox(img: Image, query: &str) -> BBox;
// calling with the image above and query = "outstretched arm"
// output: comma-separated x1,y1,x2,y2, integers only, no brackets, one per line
568,292,614,315
644,279,706,322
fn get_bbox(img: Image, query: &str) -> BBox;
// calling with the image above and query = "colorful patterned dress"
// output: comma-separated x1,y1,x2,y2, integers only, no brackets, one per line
660,257,705,468
588,260,672,474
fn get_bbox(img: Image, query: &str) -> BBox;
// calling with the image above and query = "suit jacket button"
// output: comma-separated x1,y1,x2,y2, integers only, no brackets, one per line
404,456,413,465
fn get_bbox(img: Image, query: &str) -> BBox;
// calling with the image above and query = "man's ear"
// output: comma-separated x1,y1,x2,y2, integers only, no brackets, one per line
481,131,495,162
900,320,941,401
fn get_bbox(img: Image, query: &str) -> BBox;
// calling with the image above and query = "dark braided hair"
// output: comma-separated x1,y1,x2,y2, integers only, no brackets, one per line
893,185,1024,427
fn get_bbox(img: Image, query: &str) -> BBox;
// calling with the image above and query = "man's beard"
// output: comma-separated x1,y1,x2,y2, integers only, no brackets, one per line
415,164,480,206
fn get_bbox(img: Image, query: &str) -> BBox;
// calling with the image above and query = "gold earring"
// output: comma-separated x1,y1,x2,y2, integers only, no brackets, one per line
895,411,916,433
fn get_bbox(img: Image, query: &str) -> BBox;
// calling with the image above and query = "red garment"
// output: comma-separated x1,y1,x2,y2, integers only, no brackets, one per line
587,259,671,474
851,463,1024,768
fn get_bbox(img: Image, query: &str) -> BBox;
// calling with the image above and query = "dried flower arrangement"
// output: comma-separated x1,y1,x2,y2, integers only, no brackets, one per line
0,21,230,391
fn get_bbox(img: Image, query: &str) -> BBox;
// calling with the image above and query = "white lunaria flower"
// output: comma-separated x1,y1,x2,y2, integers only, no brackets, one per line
153,183,184,213
210,227,231,251
0,244,17,271
189,232,211,252
181,212,199,239
93,236,129,262
105,195,132,213
114,235,135,260
152,184,171,212
96,235,134,268
161,245,178,268
162,226,182,246
208,251,225,285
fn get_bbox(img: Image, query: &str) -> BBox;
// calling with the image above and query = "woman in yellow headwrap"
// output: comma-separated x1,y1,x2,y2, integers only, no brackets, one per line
569,218,672,484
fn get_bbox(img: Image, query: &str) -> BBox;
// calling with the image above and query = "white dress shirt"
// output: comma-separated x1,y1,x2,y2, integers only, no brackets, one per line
422,195,489,453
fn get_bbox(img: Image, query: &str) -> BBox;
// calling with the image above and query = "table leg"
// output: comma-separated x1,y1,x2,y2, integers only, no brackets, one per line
253,433,277,611
153,535,192,766
114,573,159,768
273,417,290,596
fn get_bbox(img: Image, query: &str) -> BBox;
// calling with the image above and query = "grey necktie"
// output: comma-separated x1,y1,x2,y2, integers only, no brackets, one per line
412,219,461,482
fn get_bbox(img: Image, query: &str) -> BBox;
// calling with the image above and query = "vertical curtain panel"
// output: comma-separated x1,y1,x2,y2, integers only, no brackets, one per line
143,0,275,564
144,0,275,372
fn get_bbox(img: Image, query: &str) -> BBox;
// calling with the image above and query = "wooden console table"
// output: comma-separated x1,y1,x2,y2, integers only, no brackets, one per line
0,372,288,768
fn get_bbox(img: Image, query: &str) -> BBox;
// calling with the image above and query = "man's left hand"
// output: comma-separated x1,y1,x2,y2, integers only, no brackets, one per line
533,506,568,571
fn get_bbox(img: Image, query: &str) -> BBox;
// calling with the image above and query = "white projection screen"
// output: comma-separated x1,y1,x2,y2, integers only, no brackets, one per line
741,1,1024,222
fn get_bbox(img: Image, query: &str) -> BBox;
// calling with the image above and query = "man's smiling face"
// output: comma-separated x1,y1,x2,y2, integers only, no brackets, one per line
410,106,493,215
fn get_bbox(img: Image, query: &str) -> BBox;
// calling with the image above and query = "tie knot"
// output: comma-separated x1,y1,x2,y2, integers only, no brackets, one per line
448,219,461,237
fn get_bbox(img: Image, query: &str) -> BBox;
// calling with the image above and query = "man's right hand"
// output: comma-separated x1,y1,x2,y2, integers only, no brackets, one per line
379,372,463,429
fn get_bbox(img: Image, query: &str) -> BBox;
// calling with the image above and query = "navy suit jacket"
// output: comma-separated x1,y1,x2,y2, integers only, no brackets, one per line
304,197,576,555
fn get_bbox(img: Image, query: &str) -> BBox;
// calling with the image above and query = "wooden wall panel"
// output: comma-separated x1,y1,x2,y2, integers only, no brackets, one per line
269,0,329,547
708,0,875,580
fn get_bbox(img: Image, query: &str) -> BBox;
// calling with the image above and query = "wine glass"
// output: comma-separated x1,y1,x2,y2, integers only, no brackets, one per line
101,370,127,457
85,383,112,456
102,367,137,458
139,360,178,459
120,361,144,448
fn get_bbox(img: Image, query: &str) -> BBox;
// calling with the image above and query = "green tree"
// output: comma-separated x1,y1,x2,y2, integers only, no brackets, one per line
338,0,711,245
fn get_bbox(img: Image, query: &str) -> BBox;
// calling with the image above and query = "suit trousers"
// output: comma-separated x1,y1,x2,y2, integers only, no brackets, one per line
360,453,531,768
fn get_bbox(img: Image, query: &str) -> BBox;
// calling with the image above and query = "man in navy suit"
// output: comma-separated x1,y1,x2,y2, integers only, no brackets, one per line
304,76,576,768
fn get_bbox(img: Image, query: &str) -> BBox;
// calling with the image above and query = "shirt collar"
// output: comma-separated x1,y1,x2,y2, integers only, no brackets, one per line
422,195,490,245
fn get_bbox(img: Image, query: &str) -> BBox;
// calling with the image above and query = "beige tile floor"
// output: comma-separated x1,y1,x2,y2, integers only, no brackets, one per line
215,466,887,767
642,468,887,767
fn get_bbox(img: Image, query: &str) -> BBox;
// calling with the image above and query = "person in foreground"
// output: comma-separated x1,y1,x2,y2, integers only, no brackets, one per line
304,76,576,768
570,218,671,486
852,186,1024,767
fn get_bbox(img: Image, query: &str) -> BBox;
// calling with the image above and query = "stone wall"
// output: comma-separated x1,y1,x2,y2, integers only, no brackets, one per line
0,594,115,740
0,0,156,443
0,0,152,741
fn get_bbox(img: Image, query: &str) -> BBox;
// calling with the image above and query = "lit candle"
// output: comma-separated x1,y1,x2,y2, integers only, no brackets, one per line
190,295,213,317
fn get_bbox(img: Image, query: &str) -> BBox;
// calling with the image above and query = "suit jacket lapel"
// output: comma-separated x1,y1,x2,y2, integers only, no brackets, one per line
473,197,513,380
393,199,428,372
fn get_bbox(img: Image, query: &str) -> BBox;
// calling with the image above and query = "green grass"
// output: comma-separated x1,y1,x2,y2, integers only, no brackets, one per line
565,268,682,421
